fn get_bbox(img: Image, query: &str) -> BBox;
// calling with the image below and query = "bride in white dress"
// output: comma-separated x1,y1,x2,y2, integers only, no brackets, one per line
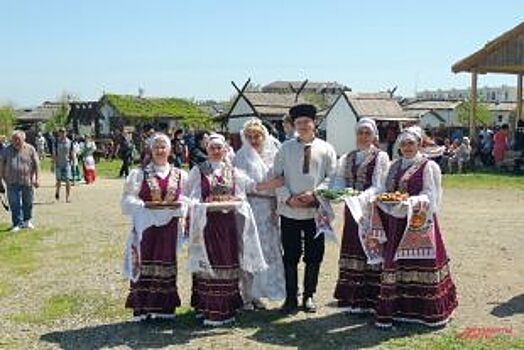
234,118,286,309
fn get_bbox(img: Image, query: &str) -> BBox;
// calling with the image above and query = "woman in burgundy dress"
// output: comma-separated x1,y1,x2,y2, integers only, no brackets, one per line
185,133,280,326
374,126,458,328
332,118,390,314
122,133,188,321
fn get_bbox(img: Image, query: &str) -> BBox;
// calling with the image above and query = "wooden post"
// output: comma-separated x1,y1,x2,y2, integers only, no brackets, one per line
470,72,478,142
517,74,523,128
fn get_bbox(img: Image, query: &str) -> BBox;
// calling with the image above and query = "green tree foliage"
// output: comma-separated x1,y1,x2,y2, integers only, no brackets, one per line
0,106,15,136
45,93,72,132
457,99,492,126
303,92,328,110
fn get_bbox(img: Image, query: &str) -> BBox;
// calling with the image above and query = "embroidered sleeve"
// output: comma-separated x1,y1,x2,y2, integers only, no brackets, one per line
234,167,254,198
121,168,145,215
417,160,442,212
330,153,348,190
359,151,390,203
184,166,202,202
371,151,390,193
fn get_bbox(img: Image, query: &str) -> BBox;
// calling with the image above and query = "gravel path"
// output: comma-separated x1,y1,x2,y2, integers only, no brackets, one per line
0,172,522,349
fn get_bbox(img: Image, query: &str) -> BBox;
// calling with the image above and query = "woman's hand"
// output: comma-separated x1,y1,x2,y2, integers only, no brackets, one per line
256,176,284,191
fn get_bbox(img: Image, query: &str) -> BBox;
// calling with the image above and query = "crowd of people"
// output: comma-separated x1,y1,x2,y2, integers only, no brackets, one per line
120,103,458,329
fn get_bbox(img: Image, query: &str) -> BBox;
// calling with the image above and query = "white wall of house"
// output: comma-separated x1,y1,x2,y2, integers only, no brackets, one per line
411,109,460,128
227,96,257,133
491,111,512,127
326,96,357,156
419,113,444,129
228,116,255,133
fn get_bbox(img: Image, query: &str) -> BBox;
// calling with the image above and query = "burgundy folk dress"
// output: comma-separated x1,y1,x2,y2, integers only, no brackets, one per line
334,148,387,312
190,166,244,324
376,158,458,327
125,168,182,317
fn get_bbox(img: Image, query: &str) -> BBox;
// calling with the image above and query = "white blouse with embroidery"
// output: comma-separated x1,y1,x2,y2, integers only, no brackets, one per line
332,148,390,195
184,161,256,201
121,164,189,281
379,154,443,218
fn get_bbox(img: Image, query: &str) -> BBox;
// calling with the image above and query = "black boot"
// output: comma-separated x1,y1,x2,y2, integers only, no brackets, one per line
281,264,298,314
303,263,321,313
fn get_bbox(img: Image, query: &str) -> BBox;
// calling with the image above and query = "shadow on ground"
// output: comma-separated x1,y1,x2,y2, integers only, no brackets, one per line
40,308,436,350
491,293,524,318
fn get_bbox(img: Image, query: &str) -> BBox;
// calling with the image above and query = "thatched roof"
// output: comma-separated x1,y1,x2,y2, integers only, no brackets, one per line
485,101,517,112
262,80,350,93
403,100,464,111
452,22,524,74
15,102,62,122
228,92,327,119
343,92,411,121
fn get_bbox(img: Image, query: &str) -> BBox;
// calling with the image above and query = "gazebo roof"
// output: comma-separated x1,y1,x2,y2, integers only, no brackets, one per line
452,22,524,74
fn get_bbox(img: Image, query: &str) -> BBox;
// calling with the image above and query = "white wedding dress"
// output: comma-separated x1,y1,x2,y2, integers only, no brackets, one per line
234,132,286,301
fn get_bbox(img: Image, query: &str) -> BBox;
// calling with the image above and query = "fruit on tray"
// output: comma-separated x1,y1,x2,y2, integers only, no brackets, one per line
376,191,409,202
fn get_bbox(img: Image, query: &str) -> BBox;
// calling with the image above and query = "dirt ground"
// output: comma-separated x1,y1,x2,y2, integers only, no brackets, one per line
0,172,523,349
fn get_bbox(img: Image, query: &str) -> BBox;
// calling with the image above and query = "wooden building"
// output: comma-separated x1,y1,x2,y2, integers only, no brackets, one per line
452,21,524,141
323,92,416,155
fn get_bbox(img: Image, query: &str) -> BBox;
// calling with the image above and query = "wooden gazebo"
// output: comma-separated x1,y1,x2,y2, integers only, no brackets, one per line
452,22,524,141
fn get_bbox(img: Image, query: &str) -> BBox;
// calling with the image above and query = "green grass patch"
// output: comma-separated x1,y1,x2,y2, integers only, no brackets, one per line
90,294,129,320
0,224,52,274
10,292,128,324
10,294,83,324
0,280,11,298
384,332,524,349
443,171,524,189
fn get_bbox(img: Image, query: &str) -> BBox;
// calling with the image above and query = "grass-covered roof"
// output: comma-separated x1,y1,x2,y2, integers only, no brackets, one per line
101,94,211,126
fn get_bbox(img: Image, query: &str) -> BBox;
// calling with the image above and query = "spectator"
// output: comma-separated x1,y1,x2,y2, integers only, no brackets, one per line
0,130,40,231
385,122,399,159
171,129,188,167
117,131,134,178
53,128,73,202
493,124,509,169
280,114,296,142
448,137,471,173
189,130,208,168
35,132,47,160
70,134,82,185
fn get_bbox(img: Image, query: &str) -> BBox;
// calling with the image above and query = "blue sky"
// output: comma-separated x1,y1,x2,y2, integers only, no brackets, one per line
0,0,522,106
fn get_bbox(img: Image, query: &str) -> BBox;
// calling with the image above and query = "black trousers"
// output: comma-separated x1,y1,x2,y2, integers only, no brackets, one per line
280,216,325,299
119,156,132,177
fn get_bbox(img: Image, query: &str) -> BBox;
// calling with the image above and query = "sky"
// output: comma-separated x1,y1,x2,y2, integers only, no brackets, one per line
0,0,522,106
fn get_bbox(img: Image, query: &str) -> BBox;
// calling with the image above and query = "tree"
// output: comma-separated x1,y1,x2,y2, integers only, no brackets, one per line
45,94,72,131
457,99,492,127
0,106,15,136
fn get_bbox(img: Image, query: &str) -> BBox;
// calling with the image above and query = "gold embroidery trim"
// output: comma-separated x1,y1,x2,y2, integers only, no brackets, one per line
381,264,450,285
140,264,178,278
339,257,381,271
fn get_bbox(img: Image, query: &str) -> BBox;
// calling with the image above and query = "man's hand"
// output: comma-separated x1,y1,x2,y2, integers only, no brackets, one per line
286,194,313,208
33,178,40,189
295,191,317,206
286,196,306,208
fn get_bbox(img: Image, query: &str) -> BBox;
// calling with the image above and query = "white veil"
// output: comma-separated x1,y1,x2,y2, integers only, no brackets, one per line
234,118,280,182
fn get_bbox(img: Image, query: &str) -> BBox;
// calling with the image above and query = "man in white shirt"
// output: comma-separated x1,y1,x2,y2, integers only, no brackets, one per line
273,103,337,313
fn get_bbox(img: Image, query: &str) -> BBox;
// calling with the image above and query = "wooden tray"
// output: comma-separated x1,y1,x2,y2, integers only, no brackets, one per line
377,200,404,204
144,201,182,209
204,201,242,212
